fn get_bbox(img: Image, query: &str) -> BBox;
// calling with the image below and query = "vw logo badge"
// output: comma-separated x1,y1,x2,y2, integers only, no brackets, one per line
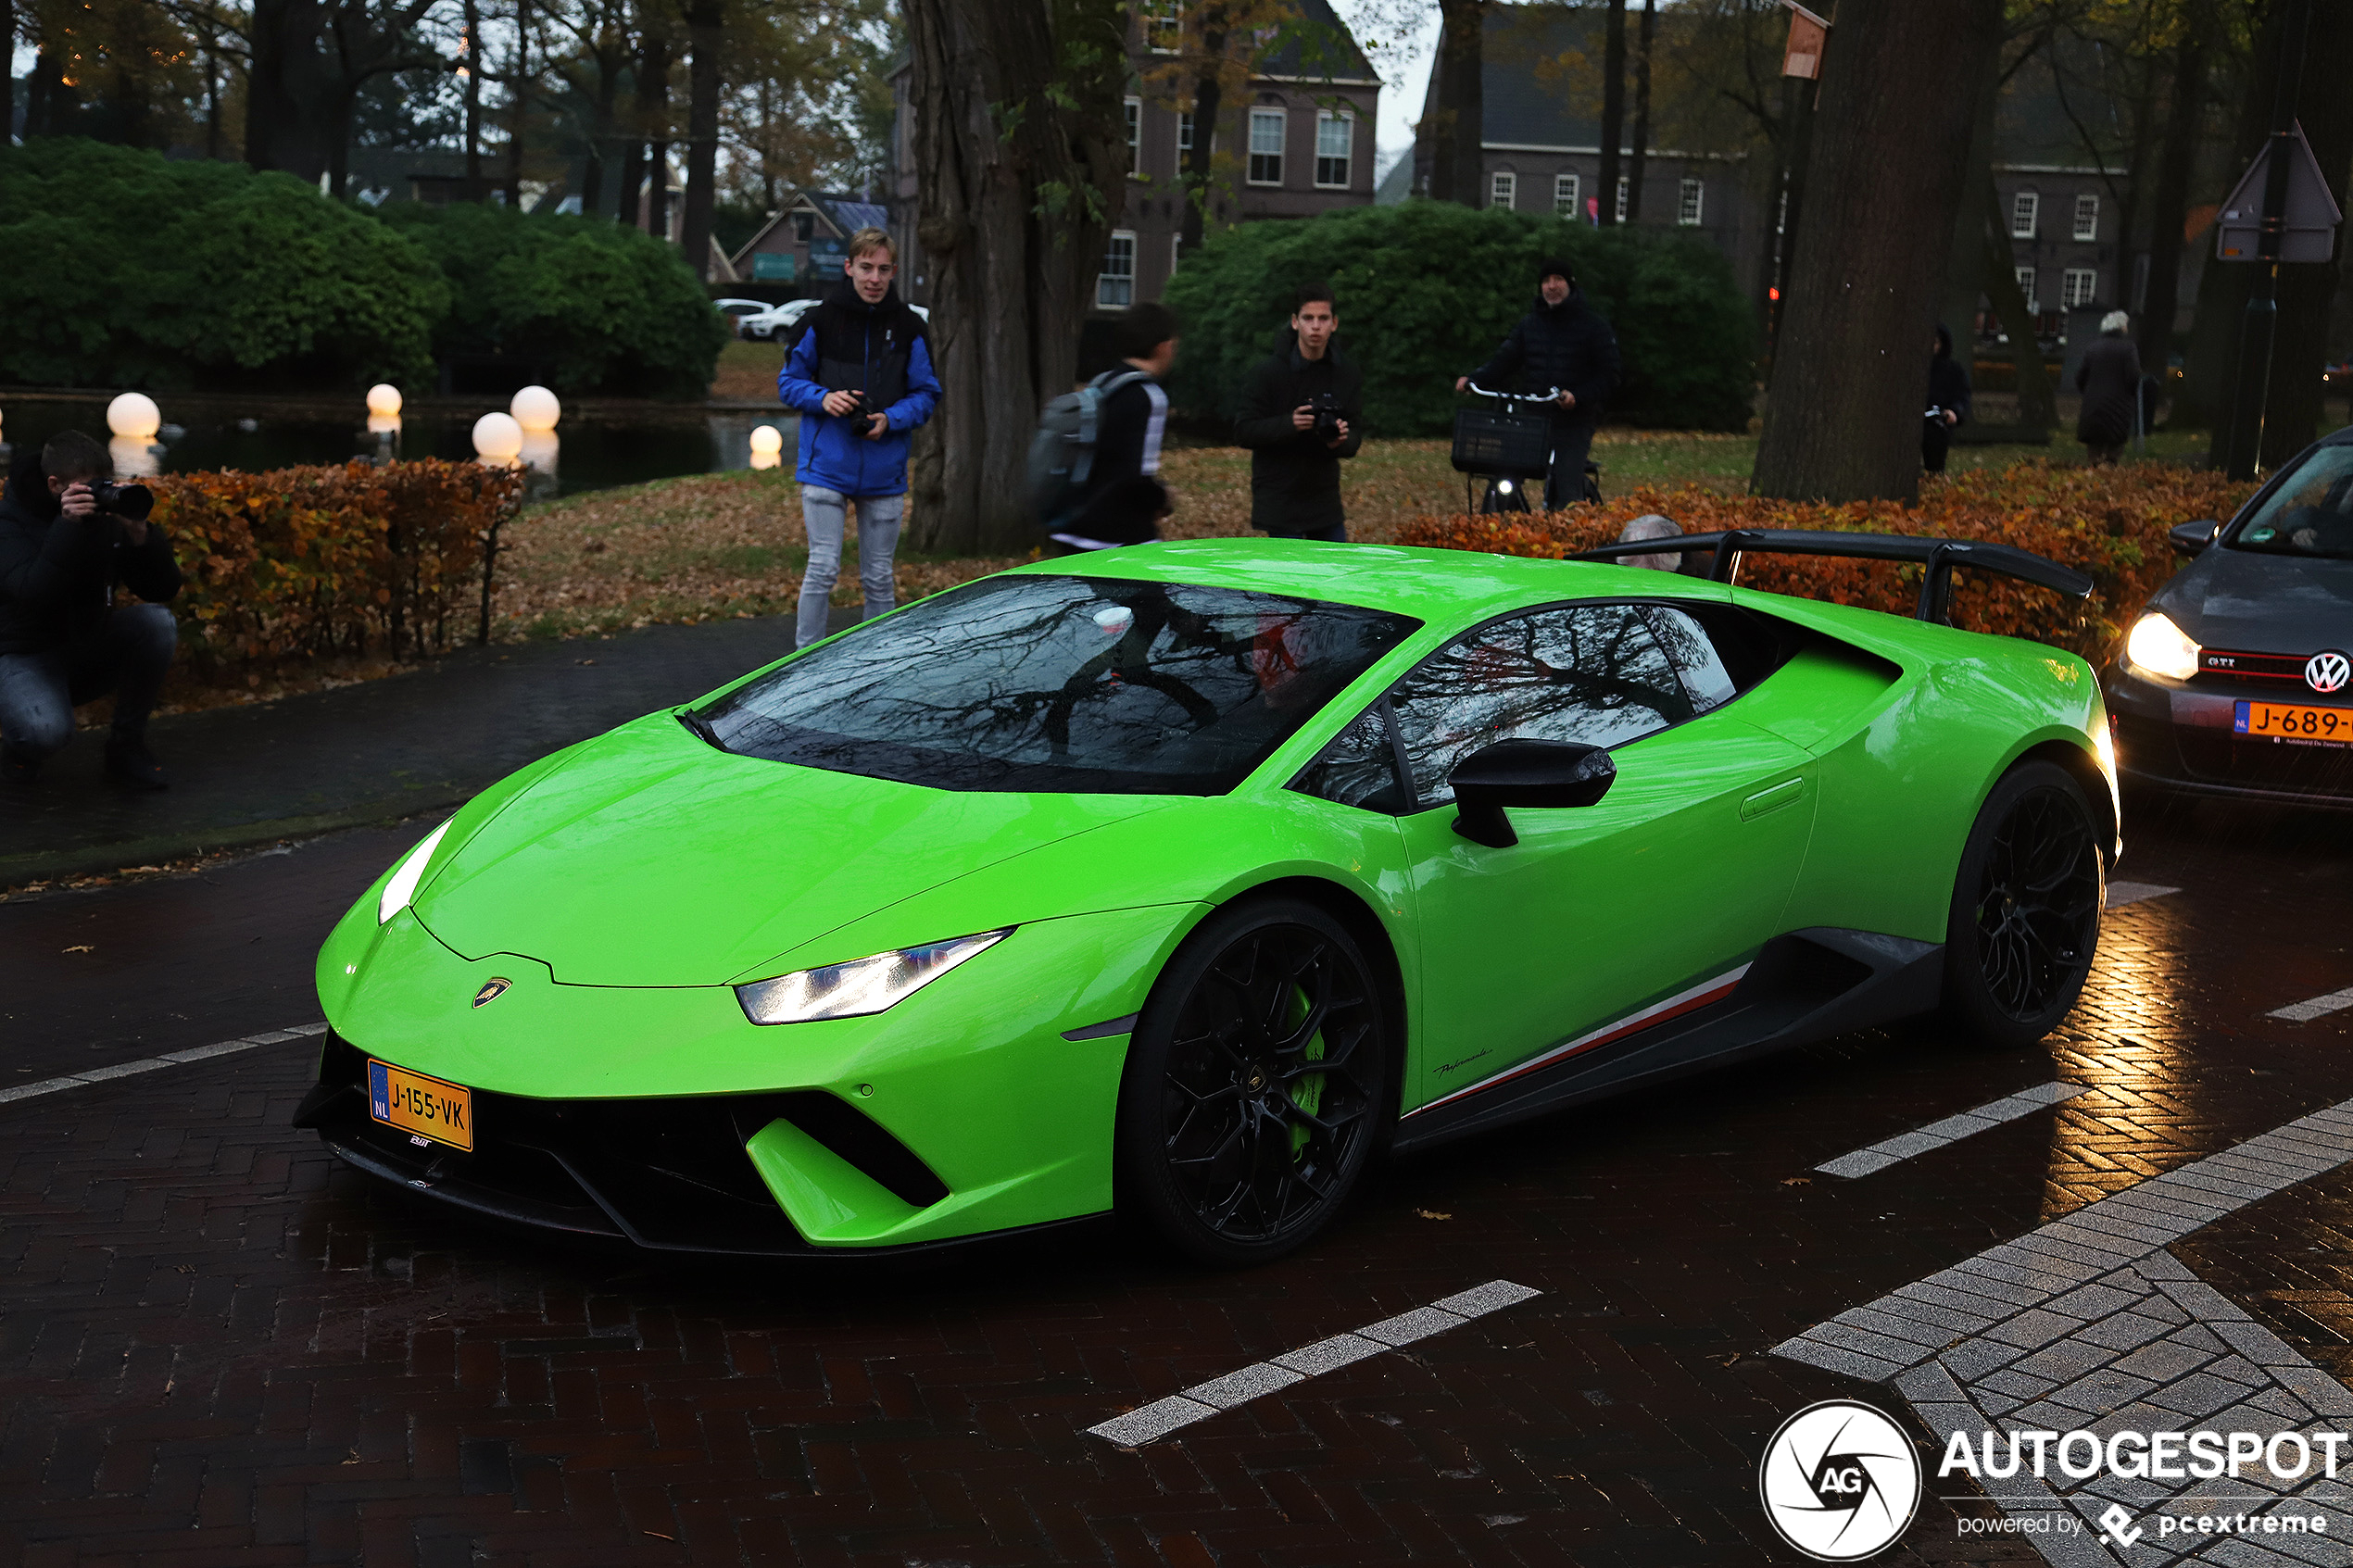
1758,1399,1920,1562
2307,650,2351,694
472,977,511,1009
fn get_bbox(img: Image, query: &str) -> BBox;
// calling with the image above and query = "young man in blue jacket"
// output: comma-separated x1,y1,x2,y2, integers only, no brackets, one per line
777,227,941,648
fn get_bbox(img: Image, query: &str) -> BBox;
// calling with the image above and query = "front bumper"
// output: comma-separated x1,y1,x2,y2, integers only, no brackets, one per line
2107,670,2353,809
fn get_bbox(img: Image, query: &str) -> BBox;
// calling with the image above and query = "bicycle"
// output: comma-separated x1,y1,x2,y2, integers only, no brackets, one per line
1451,383,1603,514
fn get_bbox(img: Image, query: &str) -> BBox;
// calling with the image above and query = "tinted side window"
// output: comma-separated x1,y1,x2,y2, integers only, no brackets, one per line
1645,605,1739,711
1390,605,1692,807
1290,702,1407,812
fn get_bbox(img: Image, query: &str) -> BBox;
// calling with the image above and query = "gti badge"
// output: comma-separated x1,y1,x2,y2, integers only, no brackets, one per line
2307,650,2350,694
473,977,512,1008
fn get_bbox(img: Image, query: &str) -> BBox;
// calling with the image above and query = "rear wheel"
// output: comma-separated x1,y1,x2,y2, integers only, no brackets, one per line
1939,760,2105,1047
1115,899,1391,1266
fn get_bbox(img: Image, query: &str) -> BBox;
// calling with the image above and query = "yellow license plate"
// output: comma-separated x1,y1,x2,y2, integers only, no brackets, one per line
367,1059,474,1151
2236,699,2353,746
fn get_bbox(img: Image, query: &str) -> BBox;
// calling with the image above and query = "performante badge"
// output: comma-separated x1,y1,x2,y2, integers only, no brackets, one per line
472,977,512,1008
2306,650,2350,694
1758,1399,1920,1561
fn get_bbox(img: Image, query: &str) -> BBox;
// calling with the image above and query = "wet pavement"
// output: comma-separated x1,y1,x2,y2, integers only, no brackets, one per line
1,795,2349,1566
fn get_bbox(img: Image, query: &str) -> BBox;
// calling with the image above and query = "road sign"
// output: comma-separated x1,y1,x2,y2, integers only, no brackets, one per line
2216,121,2343,263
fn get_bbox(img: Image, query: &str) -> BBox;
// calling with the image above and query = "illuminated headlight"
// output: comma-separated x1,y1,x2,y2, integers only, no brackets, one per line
2124,612,2200,681
377,819,454,925
735,929,1013,1025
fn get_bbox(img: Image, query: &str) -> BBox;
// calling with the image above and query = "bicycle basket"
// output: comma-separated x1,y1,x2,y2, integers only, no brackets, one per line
1451,408,1553,478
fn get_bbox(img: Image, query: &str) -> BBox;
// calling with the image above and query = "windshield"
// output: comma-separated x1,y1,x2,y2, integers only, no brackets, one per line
698,573,1422,794
2231,444,2353,559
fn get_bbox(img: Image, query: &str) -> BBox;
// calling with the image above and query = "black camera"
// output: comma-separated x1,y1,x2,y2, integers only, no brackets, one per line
91,481,155,521
1309,392,1344,439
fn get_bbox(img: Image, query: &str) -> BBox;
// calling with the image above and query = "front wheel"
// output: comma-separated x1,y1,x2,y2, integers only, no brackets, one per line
1938,760,2105,1047
1115,899,1392,1266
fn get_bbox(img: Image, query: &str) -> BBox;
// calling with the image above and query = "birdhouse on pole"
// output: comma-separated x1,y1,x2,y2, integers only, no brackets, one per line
1779,2,1830,79
2216,121,2343,264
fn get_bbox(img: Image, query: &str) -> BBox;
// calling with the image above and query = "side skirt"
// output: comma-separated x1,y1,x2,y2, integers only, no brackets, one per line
1390,927,1944,1155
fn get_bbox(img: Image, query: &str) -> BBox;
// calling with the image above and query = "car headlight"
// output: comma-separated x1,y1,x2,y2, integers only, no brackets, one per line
735,928,1013,1025
2124,612,2201,681
377,819,454,925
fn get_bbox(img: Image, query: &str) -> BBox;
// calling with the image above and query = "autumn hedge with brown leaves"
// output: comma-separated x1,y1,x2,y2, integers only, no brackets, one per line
148,459,524,680
1395,464,2253,663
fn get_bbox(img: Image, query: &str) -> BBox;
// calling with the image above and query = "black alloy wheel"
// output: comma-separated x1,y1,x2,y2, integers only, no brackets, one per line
1116,898,1391,1266
1939,760,2105,1047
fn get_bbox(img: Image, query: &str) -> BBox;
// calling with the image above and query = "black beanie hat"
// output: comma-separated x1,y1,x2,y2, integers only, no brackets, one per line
1539,257,1576,286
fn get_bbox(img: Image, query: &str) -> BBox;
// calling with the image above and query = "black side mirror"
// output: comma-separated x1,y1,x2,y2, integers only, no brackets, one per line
1449,739,1616,847
2170,520,2220,558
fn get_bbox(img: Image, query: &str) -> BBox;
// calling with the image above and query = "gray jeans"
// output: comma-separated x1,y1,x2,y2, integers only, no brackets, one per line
797,486,904,649
0,604,177,765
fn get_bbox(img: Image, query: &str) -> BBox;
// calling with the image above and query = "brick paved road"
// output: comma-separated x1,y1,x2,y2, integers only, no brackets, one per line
1,798,2347,1566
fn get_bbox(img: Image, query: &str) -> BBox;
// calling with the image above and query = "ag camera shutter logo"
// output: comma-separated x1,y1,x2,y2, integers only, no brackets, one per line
1759,1400,1921,1561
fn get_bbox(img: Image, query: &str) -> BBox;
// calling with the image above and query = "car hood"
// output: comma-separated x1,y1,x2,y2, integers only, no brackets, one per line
409,714,1177,986
2156,546,2353,653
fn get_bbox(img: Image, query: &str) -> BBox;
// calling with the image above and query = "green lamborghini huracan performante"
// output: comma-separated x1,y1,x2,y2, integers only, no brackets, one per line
298,533,2118,1265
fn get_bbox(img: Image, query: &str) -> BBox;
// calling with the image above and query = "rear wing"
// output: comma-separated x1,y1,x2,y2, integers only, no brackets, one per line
1570,529,2094,625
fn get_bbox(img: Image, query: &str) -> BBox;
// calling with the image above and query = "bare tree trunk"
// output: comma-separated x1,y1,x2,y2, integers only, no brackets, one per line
1597,0,1626,224
677,0,723,279
1627,0,1653,221
463,0,484,186
1753,0,2003,503
1,0,14,149
1427,0,1483,204
1938,68,1999,356
902,0,1126,555
1982,186,2057,435
2136,14,2208,393
1180,6,1227,246
506,0,529,208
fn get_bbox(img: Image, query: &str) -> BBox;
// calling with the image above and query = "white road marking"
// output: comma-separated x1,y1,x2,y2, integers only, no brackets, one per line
1814,1082,2090,1179
1086,1279,1542,1447
2104,881,2180,909
2270,986,2353,1022
0,1022,327,1106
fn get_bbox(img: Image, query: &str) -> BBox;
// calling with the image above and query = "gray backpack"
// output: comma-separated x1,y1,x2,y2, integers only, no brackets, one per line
1029,369,1151,529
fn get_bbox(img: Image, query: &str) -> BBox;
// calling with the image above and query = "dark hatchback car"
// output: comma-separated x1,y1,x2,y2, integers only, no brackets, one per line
2108,427,2353,807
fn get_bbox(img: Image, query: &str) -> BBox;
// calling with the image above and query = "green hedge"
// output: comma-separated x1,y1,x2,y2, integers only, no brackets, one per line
0,139,447,390
374,201,727,401
1161,201,1756,436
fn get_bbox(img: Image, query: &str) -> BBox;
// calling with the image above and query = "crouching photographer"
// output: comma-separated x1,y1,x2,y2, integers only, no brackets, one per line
0,430,182,788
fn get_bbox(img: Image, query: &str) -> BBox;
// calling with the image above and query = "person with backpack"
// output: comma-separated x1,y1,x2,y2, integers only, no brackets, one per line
1038,303,1179,555
777,227,940,649
1232,283,1363,542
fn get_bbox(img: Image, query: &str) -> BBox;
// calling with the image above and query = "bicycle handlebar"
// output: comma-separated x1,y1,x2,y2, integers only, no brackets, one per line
1465,382,1564,405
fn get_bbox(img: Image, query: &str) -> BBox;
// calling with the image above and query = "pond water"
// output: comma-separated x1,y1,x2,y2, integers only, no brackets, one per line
0,397,794,498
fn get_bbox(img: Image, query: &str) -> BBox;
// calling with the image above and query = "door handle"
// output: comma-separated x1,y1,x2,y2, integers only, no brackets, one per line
1740,776,1806,821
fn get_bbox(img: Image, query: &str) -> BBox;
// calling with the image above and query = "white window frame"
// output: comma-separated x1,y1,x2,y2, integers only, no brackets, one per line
2072,193,2099,242
1314,109,1353,189
2062,268,2097,309
1554,172,1579,216
1172,232,1183,273
1143,0,1182,53
1176,110,1193,155
1490,170,1516,209
1098,230,1137,309
1677,176,1704,226
1246,108,1285,186
1124,96,1141,178
2010,190,2039,240
1614,174,1629,222
2014,265,2038,312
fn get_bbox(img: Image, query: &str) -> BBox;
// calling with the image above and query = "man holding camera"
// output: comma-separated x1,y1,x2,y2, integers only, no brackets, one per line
1235,283,1363,543
0,430,181,788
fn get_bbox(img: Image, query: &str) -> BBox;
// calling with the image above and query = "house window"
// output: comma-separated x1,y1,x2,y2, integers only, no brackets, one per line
1677,177,1704,226
1125,97,1141,177
1315,110,1353,188
1490,171,1516,209
2072,193,2099,241
1099,232,1136,308
2062,268,2098,308
1177,111,1193,155
1614,175,1629,222
1172,232,1183,273
2010,190,2039,239
1247,109,1284,185
1554,172,1579,216
1142,0,1182,53
793,210,813,241
2014,266,2037,312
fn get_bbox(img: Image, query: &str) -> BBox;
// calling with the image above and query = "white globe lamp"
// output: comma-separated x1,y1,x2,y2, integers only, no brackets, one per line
472,411,524,464
365,383,403,418
510,385,561,433
107,392,161,440
749,423,784,470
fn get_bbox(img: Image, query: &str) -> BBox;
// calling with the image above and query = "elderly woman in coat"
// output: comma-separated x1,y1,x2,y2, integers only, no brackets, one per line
2075,310,2143,467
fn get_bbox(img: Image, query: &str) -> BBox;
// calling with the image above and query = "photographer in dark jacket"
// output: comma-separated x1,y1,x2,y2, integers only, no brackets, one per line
0,430,181,788
1457,258,1620,509
1923,323,1972,473
1233,283,1363,542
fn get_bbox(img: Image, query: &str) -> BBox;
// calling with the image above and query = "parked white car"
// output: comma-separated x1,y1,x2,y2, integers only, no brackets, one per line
739,298,929,343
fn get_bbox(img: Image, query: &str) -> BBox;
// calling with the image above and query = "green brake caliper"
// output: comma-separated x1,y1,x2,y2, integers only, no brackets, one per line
1286,985,1325,1159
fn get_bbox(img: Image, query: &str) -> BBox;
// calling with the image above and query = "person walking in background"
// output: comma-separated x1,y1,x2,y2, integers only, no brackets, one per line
2075,310,2142,468
777,227,939,649
1233,284,1363,543
1456,258,1620,510
1924,324,1972,474
1047,303,1180,556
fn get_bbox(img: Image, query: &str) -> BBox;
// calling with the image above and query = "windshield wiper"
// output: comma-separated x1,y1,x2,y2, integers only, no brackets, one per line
676,709,724,750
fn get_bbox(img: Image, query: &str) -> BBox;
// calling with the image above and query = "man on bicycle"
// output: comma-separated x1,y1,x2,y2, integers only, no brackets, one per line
1455,258,1620,509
